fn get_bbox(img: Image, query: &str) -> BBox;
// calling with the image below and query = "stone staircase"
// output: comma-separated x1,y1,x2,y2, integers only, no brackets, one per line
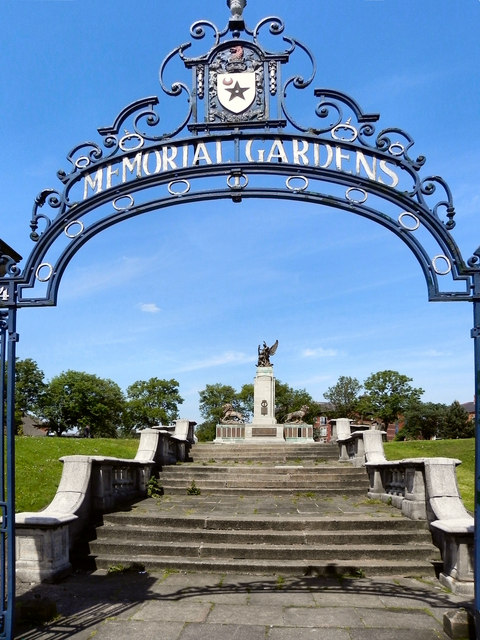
89,443,441,578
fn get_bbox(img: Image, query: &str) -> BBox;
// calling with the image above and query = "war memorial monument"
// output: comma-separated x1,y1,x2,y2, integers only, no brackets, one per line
215,340,314,444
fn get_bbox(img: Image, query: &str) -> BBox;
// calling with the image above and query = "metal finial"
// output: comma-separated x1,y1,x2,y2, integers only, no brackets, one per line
227,0,247,20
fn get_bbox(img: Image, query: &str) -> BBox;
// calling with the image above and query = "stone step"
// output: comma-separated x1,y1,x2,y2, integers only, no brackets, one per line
190,444,339,462
190,455,338,463
160,486,369,496
162,466,362,475
96,522,433,546
161,478,366,488
191,444,337,451
191,448,338,455
161,480,367,490
101,513,430,532
92,553,437,578
90,536,437,561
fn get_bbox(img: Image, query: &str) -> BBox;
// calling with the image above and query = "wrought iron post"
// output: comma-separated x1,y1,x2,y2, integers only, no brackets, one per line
473,276,480,634
0,307,17,639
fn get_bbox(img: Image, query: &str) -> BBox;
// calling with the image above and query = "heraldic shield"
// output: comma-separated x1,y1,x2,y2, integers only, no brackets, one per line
217,72,256,114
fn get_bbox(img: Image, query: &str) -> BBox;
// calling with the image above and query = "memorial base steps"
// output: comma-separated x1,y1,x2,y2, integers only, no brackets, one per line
89,443,440,578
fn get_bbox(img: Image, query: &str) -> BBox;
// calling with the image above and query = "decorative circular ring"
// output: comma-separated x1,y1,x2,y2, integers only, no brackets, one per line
398,212,420,231
112,195,135,211
432,255,452,276
168,180,191,196
35,263,53,282
331,122,358,142
286,176,309,192
64,220,85,238
227,172,248,189
345,187,368,204
389,143,405,156
119,133,145,152
74,156,90,169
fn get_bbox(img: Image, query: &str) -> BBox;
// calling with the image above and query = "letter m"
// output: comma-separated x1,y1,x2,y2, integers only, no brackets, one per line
83,168,103,199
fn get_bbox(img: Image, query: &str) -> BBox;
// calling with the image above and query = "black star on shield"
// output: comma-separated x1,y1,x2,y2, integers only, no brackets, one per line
225,81,249,101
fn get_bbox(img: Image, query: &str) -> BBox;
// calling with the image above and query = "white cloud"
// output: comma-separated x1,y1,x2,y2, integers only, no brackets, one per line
302,347,339,358
139,303,161,314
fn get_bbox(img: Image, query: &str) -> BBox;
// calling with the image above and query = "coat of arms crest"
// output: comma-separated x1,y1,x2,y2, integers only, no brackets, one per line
209,45,264,123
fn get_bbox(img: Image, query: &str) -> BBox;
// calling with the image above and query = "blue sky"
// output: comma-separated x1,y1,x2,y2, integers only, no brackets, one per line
2,0,479,424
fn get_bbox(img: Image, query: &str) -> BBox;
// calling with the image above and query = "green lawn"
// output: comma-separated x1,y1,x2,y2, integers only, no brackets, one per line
384,438,475,513
15,437,139,513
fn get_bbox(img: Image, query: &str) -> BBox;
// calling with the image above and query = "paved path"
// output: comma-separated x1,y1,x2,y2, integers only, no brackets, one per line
103,492,424,518
15,569,471,639
14,494,474,638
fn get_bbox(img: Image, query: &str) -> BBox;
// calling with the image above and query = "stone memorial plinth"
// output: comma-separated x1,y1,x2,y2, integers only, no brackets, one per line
214,339,313,444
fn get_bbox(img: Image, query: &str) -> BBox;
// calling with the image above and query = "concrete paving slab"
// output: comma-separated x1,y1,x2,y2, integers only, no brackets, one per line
349,630,446,640
208,603,285,626
131,600,212,622
93,620,185,640
268,628,351,640
179,622,267,640
312,590,384,608
359,607,443,630
248,590,316,606
283,605,362,628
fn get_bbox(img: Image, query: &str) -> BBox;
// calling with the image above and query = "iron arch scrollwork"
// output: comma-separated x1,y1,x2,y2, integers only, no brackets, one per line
0,6,476,309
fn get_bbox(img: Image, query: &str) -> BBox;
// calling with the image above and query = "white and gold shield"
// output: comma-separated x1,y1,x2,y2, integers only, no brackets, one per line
217,72,256,114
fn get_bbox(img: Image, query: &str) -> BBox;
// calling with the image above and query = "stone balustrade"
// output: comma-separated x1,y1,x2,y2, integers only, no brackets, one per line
335,424,474,596
337,428,387,466
15,420,196,583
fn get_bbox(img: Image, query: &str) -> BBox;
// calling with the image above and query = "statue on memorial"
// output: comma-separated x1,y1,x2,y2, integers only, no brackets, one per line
220,403,245,424
257,339,278,367
284,405,309,424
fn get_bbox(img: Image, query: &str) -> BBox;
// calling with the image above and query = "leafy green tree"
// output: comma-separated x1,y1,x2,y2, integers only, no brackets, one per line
401,401,448,440
197,383,239,442
125,378,183,434
358,370,424,430
39,370,125,437
323,375,362,418
440,401,473,439
15,358,47,417
237,383,254,421
4,358,47,433
275,381,318,424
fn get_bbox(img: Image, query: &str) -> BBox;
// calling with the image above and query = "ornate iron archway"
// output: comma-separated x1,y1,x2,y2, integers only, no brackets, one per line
1,1,479,636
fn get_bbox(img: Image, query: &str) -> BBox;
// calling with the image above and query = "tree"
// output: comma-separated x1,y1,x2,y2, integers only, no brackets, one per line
15,358,47,417
125,378,183,434
39,370,125,437
323,375,362,418
197,383,239,441
237,383,254,422
401,401,448,440
274,380,318,425
358,370,424,430
440,401,473,439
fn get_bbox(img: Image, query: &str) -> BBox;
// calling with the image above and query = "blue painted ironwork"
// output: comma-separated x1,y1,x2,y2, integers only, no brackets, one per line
0,3,479,636
0,308,17,639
